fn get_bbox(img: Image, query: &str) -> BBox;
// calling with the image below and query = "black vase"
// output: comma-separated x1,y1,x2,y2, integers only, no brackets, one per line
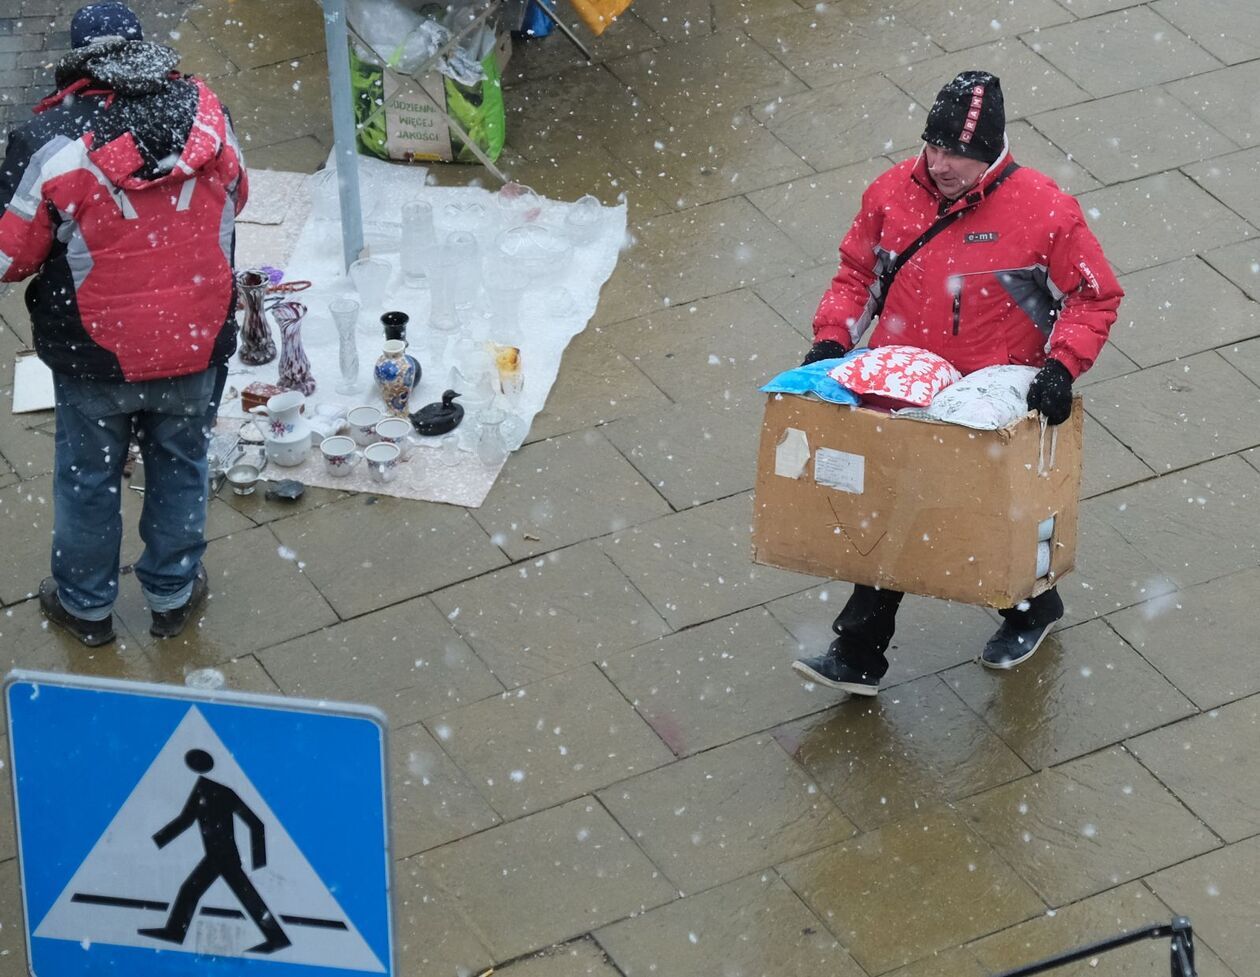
381,310,409,343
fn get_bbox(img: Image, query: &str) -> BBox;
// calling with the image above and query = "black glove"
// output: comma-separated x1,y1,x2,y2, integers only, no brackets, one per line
801,339,849,366
1027,358,1074,425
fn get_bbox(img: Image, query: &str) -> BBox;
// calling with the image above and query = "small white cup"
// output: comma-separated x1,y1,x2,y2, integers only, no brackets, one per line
347,405,383,446
364,441,402,484
320,436,361,477
373,416,420,460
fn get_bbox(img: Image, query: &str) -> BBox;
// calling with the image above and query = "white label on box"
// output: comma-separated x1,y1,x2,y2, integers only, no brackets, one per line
775,428,811,479
814,447,865,494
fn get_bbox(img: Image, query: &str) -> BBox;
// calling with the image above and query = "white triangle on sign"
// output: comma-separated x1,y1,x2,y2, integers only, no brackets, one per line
34,706,387,973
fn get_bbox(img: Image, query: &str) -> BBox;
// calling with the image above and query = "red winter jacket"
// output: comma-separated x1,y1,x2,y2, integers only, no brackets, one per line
0,75,247,382
813,148,1122,379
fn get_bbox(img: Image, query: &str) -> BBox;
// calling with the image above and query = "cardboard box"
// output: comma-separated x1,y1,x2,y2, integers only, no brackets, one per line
366,29,512,164
752,394,1084,608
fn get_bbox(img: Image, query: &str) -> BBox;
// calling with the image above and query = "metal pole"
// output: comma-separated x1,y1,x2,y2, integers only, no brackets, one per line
320,0,365,271
992,919,1197,977
534,0,595,62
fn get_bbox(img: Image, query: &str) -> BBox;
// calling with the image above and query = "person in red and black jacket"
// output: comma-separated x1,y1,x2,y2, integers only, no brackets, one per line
0,2,248,646
793,71,1123,696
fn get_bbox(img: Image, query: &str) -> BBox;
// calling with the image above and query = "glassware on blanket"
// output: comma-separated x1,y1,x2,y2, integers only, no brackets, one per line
474,403,510,468
447,334,494,392
482,261,529,347
439,434,463,468
444,200,497,251
495,182,543,230
457,370,498,450
400,200,436,288
274,301,316,396
236,269,277,365
349,256,392,330
429,231,480,333
497,391,528,451
330,297,363,395
496,223,572,280
493,343,524,399
449,231,482,321
563,194,604,245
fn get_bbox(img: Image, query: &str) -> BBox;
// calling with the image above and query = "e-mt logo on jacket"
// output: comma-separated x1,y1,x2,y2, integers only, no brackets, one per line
964,231,999,244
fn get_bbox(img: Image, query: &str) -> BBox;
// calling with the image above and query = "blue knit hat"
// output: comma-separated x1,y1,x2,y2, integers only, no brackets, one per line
70,2,143,48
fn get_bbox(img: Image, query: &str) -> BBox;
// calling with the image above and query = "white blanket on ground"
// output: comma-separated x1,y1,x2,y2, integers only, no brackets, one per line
224,158,628,508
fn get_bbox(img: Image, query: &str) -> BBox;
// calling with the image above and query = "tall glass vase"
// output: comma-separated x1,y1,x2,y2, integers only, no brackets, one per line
236,269,276,365
429,231,481,333
400,200,436,288
330,297,362,395
274,301,316,396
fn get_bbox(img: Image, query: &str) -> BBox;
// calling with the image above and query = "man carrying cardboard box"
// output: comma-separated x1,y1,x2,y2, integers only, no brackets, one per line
791,70,1123,696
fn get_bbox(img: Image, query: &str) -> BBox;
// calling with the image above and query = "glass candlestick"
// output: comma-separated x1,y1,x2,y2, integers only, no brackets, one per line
330,297,362,395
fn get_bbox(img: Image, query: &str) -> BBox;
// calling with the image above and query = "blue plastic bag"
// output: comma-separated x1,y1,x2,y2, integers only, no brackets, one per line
519,0,556,37
760,349,867,404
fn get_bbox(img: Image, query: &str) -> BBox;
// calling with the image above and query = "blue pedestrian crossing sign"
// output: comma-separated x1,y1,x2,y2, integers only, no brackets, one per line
5,670,394,977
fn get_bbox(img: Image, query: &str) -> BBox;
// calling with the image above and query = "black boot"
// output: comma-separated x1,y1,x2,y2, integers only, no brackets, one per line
792,645,884,696
981,588,1064,670
150,565,209,638
38,578,115,648
792,585,902,696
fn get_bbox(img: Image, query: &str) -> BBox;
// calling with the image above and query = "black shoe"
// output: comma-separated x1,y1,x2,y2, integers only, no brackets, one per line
38,578,115,648
138,926,185,945
150,565,209,638
791,653,881,696
980,620,1055,670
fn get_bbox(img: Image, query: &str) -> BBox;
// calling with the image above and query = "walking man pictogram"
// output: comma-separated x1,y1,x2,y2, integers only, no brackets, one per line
138,749,291,953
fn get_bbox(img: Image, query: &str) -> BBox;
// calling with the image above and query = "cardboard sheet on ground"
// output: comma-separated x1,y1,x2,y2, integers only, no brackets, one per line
224,157,627,507
11,351,55,414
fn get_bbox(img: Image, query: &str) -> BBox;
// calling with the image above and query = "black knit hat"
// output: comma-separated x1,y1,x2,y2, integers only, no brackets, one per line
71,2,143,48
922,70,1005,164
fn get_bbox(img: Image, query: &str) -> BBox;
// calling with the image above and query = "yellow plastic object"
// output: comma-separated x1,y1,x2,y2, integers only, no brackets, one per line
566,0,632,36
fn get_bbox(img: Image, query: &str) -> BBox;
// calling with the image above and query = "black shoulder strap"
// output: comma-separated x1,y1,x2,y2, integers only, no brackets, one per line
874,160,1021,313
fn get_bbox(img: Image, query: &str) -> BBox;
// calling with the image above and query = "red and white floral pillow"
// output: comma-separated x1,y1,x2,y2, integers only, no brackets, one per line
828,345,962,408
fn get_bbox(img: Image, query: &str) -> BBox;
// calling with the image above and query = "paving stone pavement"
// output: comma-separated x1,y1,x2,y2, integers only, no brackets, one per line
2,0,1259,974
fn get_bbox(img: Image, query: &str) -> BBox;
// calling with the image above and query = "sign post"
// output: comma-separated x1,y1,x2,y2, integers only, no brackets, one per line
5,670,394,977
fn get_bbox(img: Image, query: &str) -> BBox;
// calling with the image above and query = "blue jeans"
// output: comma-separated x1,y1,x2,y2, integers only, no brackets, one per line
52,368,219,620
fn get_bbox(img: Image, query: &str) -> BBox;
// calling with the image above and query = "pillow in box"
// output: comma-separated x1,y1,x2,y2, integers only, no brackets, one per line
895,364,1039,430
760,348,866,405
828,345,962,409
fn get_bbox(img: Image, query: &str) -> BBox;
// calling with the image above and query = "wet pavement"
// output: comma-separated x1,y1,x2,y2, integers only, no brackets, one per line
2,0,1260,974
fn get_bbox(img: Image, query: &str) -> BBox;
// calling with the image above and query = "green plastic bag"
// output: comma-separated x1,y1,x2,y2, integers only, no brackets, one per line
349,41,506,164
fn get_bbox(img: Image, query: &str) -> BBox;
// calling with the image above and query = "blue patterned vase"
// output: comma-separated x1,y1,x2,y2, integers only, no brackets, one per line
374,340,419,416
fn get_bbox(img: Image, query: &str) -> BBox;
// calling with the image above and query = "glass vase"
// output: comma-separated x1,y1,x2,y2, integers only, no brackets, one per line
236,269,276,365
482,260,529,347
381,310,409,342
400,200,436,288
330,297,362,395
430,231,480,333
475,404,510,468
274,301,316,396
349,256,392,330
